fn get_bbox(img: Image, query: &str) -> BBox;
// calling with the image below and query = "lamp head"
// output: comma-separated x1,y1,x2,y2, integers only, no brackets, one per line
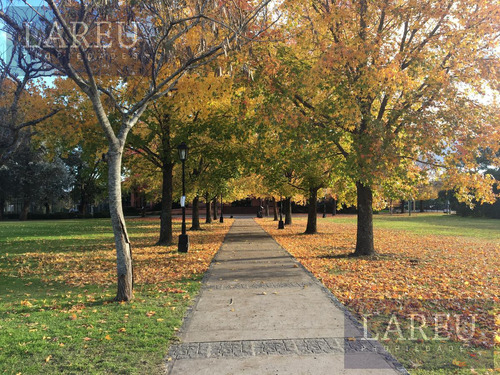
177,142,188,161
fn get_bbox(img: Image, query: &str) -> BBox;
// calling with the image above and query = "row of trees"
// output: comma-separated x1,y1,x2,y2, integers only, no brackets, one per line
0,0,498,301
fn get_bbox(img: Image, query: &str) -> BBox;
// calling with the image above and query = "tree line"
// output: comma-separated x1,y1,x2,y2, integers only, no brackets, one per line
0,0,498,301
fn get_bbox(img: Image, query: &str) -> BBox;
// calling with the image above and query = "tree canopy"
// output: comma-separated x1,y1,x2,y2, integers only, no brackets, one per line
0,0,498,300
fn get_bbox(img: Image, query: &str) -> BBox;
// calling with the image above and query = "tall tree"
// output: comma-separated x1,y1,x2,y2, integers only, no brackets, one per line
37,78,109,216
3,140,72,220
128,104,177,245
261,0,500,255
1,0,272,300
127,68,248,240
0,35,60,166
249,68,342,233
64,148,106,215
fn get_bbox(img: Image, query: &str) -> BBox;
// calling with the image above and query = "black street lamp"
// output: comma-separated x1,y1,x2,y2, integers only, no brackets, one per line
177,142,189,253
278,196,285,229
219,193,224,223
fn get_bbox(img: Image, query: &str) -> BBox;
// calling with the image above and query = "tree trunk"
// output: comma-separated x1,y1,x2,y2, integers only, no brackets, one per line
212,197,218,220
108,150,133,301
190,195,201,230
332,198,337,216
44,202,50,214
80,192,88,215
265,199,269,217
305,187,318,234
205,193,212,223
19,199,30,221
400,199,405,214
353,181,375,256
157,162,174,245
272,197,278,221
284,197,292,225
141,192,146,217
420,200,425,213
0,196,4,220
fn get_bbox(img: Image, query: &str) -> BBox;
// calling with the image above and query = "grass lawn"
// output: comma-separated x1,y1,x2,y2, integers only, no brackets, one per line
257,213,500,374
335,212,500,240
0,217,233,374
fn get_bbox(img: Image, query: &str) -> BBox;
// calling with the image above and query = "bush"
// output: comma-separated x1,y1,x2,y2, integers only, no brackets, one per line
92,211,111,218
122,206,140,216
456,201,500,219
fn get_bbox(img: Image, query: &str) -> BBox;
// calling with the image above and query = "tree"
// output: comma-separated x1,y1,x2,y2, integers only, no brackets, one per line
0,163,12,219
64,148,107,215
0,35,60,166
455,148,500,218
128,103,178,245
182,113,249,225
3,140,72,220
248,67,342,233
1,0,272,300
127,67,249,240
33,78,110,216
261,0,499,255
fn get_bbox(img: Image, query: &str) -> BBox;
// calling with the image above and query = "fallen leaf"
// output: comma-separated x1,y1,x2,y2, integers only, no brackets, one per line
452,359,467,368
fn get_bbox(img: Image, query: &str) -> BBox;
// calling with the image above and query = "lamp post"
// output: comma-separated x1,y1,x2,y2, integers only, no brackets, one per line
177,142,189,253
219,193,224,223
278,196,285,229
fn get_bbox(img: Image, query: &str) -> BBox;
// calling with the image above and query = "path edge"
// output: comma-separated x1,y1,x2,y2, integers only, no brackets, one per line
162,220,236,375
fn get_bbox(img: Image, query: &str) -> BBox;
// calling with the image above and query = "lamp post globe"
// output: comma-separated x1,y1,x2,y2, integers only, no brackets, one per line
177,142,188,161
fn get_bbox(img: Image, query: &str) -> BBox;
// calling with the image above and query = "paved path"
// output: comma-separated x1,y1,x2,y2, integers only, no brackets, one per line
165,218,407,375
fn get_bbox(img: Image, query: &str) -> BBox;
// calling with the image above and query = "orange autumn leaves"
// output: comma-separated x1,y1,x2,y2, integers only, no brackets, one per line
4,218,233,287
257,217,499,349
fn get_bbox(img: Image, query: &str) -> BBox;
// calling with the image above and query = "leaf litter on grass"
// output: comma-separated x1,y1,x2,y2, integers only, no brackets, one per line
257,216,499,371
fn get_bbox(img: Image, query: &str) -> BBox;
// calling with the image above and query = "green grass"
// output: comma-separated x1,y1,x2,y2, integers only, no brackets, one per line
0,218,213,374
330,213,500,241
0,219,161,254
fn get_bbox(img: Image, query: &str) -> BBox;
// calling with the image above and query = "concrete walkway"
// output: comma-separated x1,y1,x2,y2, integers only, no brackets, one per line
165,218,407,375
